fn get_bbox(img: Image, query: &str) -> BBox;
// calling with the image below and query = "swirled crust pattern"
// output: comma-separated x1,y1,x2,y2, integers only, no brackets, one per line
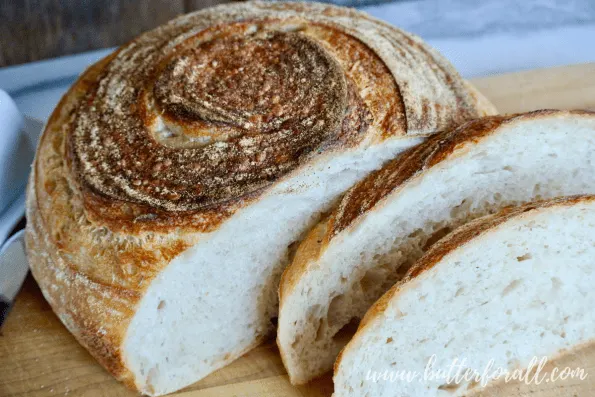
64,1,484,227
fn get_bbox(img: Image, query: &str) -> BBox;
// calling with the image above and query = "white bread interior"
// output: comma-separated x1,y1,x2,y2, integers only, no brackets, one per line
334,196,595,396
277,111,595,384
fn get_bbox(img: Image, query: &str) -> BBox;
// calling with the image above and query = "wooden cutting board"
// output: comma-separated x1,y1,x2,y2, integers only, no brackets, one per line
1,63,595,397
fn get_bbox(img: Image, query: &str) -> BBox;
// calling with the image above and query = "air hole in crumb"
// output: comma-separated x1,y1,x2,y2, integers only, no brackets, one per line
157,300,166,310
328,295,346,327
450,199,472,219
423,226,453,250
359,268,386,296
551,277,563,292
332,318,360,345
503,165,514,171
315,317,327,342
287,240,300,262
438,382,460,391
408,228,423,238
516,253,532,262
502,279,523,297
146,366,159,394
533,183,542,197
455,287,465,297
291,335,302,349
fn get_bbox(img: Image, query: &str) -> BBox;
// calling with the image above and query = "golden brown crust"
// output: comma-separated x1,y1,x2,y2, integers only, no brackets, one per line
25,1,492,391
335,195,595,375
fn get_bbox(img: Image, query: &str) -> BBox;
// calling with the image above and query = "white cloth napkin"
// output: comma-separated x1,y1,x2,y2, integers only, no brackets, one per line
0,90,42,246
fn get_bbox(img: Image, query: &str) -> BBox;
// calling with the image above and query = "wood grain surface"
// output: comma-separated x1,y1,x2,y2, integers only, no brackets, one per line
0,0,231,67
1,63,595,397
472,63,595,113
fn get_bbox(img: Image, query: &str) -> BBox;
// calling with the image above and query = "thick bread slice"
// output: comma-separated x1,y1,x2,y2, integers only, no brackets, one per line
334,195,595,396
24,2,493,396
277,110,595,384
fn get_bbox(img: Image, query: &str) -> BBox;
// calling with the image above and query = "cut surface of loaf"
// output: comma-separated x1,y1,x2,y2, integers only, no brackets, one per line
334,196,595,396
277,110,595,384
23,1,492,395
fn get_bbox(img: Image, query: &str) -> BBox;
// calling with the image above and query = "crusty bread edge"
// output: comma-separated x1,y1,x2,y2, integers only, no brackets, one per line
24,51,142,389
277,218,332,384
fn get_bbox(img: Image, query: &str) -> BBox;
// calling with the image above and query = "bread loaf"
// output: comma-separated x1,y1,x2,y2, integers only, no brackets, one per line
278,110,595,384
334,196,595,396
24,1,492,395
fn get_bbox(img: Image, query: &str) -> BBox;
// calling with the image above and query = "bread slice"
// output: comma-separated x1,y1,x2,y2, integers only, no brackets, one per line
334,195,595,396
277,110,595,384
24,2,494,395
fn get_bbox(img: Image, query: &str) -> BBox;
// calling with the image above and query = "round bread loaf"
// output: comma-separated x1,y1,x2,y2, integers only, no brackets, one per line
25,1,494,395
